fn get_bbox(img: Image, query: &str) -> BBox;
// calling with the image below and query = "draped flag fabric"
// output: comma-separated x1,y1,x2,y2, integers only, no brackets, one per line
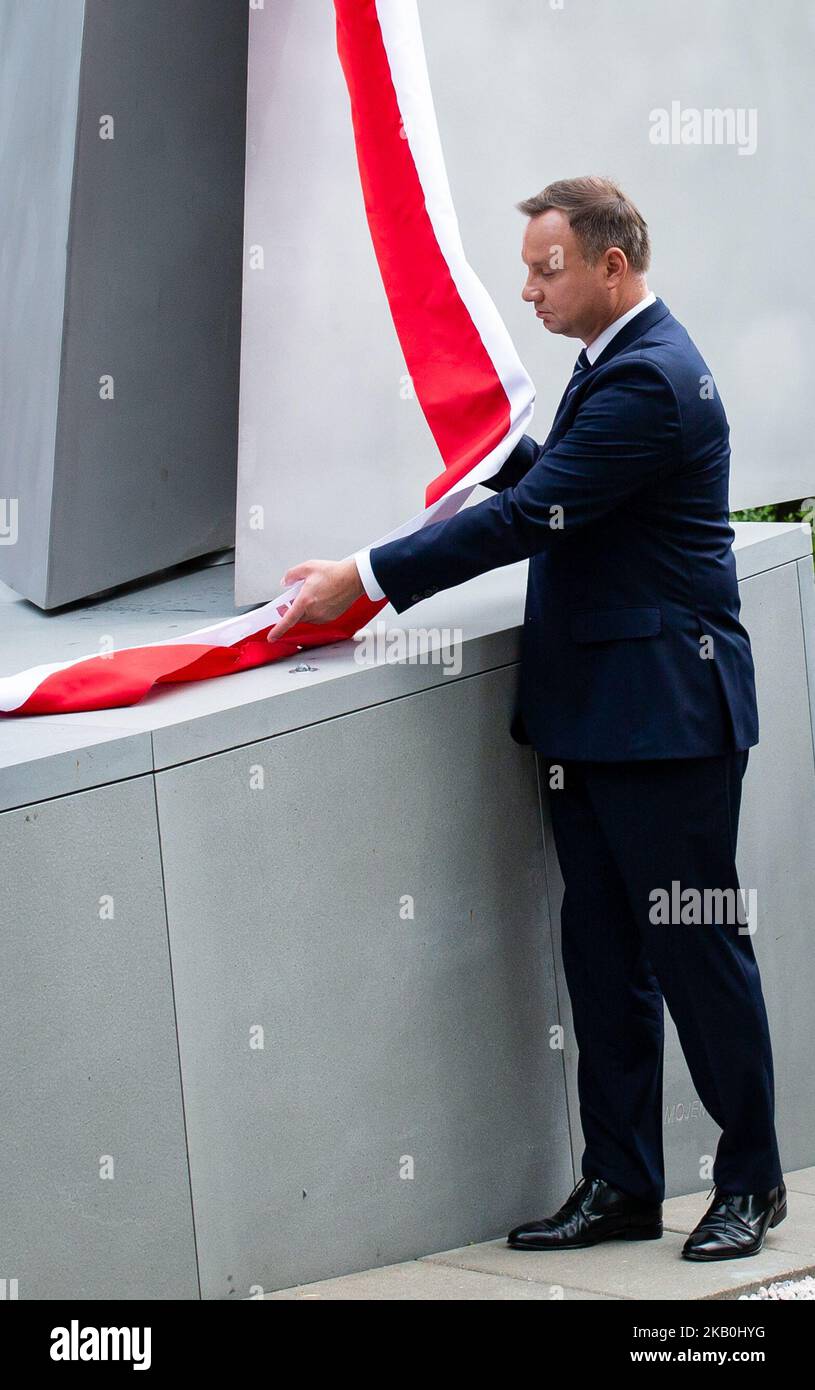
0,0,534,718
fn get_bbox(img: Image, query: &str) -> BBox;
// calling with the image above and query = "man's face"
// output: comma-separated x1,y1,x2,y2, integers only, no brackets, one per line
520,209,611,341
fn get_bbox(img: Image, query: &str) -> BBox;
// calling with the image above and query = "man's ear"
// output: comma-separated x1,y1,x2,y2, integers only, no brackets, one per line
604,247,628,286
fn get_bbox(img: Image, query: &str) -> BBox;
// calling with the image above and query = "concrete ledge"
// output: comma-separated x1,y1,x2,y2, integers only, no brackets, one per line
0,522,809,808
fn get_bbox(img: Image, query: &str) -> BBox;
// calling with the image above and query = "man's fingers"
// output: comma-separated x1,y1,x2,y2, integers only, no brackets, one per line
267,596,306,642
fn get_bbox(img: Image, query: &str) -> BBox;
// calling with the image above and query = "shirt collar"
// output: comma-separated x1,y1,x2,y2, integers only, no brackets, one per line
584,290,657,364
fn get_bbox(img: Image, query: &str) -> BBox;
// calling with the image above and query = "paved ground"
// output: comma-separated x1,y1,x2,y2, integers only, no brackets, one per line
262,1166,815,1300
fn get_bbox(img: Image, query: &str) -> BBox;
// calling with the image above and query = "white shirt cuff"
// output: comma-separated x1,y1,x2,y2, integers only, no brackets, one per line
354,546,386,602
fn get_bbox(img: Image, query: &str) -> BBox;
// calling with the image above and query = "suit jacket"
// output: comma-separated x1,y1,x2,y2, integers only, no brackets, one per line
368,297,759,760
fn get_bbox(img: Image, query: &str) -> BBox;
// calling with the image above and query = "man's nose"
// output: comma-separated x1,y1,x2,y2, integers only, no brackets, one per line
521,282,539,303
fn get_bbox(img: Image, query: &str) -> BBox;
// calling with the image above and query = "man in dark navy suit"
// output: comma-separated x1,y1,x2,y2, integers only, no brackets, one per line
269,177,785,1261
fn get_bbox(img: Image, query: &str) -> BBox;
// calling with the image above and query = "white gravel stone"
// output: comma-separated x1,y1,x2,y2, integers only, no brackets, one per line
740,1275,815,1300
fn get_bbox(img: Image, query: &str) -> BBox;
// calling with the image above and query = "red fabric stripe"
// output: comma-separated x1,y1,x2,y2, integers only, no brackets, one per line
9,595,384,715
14,645,222,715
334,0,511,506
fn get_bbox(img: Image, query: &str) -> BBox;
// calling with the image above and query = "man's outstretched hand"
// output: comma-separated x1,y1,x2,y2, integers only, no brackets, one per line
266,557,366,643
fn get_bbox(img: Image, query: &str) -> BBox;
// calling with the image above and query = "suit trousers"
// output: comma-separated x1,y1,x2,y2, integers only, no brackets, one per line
543,750,783,1203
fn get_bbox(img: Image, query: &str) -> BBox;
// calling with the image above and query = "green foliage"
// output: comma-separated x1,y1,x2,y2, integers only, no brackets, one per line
730,498,815,566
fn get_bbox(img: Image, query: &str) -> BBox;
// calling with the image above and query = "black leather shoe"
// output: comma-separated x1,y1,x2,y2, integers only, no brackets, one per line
681,1181,787,1261
507,1176,663,1250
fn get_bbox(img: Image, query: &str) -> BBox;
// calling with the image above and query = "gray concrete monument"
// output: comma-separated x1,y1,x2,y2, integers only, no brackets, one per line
0,0,248,609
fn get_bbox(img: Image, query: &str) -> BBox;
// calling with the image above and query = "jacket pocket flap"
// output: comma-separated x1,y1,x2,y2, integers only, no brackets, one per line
570,606,662,643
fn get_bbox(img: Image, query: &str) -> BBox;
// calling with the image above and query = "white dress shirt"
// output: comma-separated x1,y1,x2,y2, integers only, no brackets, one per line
354,289,657,602
584,289,655,364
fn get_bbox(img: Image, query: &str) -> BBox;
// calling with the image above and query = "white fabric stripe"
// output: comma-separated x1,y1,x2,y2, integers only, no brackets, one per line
374,0,535,468
0,659,92,714
0,599,300,712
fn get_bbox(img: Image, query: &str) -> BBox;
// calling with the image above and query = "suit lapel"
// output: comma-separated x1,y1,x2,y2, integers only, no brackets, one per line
542,298,671,450
590,296,670,368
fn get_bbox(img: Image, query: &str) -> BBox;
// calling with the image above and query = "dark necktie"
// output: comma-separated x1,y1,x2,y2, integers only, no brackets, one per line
543,347,592,450
572,346,591,376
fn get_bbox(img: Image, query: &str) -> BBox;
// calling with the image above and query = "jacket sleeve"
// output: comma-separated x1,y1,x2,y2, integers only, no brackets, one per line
478,436,539,493
368,359,683,615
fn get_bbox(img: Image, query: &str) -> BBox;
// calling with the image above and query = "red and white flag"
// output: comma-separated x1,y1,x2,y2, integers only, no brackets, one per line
0,0,534,717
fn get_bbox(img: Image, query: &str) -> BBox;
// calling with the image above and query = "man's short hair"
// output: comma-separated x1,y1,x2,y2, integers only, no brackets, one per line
516,176,651,274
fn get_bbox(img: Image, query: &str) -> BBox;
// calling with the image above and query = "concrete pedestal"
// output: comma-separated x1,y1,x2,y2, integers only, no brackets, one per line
1,522,813,1298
